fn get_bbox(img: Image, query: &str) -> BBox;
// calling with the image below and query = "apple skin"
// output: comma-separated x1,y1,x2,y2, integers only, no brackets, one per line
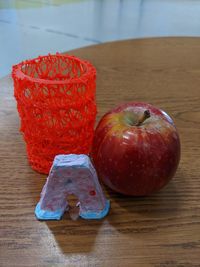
91,102,181,196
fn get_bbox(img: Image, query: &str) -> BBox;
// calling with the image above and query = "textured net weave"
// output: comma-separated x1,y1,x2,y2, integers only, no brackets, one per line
12,53,97,174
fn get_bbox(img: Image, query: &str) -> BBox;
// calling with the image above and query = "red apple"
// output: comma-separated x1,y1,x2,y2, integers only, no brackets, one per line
91,102,181,196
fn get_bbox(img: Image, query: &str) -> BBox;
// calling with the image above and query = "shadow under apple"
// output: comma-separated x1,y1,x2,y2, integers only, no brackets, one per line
103,169,186,234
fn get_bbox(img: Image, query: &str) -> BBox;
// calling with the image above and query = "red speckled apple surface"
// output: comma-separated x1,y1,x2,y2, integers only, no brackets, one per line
91,102,180,196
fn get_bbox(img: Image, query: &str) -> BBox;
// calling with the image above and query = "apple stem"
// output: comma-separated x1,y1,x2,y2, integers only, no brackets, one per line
136,110,151,126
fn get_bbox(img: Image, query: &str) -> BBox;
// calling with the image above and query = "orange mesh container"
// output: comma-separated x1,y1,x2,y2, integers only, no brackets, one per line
12,53,97,174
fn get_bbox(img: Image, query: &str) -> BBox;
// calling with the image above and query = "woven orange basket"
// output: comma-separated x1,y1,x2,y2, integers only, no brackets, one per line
12,53,97,174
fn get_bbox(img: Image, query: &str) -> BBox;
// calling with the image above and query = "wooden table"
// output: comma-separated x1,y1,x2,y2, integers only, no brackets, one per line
1,38,200,267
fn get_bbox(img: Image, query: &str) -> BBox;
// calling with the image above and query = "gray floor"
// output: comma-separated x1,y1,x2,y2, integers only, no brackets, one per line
1,0,200,77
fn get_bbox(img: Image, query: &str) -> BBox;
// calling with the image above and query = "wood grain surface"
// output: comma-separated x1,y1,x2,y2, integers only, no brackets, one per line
0,38,200,267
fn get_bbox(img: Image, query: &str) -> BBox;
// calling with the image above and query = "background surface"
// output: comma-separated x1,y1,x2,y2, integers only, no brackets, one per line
1,0,200,77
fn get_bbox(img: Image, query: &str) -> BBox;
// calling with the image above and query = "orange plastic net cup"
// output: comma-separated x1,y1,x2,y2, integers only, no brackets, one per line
12,53,97,174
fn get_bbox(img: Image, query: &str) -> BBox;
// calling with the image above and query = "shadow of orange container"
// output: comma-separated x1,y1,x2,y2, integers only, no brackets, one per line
12,53,97,174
